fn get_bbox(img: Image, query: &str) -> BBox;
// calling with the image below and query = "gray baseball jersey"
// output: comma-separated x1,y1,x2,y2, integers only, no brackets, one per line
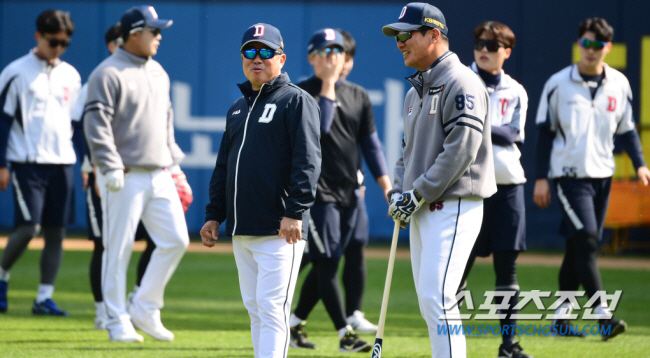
393,52,496,202
83,47,184,174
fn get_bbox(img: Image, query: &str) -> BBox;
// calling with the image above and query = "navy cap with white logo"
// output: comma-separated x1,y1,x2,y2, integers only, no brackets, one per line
120,5,172,38
307,28,345,53
382,2,448,37
241,23,284,51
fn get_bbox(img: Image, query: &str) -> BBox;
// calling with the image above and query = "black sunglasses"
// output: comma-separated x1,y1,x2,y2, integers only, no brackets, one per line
145,27,161,37
395,27,430,43
474,39,504,52
579,38,607,50
309,47,343,57
242,47,282,60
44,36,70,48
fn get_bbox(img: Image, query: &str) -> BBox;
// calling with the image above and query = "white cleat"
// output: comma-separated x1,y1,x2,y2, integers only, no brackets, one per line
94,314,108,330
347,310,378,334
129,305,174,341
108,321,144,343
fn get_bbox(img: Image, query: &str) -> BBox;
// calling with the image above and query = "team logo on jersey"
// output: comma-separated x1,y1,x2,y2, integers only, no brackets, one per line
253,25,265,38
232,109,241,115
428,85,444,95
607,96,616,112
62,87,69,101
407,107,413,116
259,103,277,123
429,201,444,212
499,98,509,115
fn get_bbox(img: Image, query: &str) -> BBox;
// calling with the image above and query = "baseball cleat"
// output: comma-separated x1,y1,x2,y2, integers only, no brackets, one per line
339,330,371,353
347,311,378,334
0,280,7,313
289,323,316,349
129,305,174,341
498,341,532,358
108,321,144,343
32,299,68,316
551,319,583,337
599,317,627,341
95,314,108,330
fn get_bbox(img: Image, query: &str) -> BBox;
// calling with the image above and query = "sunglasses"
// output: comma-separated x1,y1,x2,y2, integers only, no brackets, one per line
474,39,504,52
579,38,607,50
242,47,281,60
310,47,343,57
129,26,161,37
44,36,70,48
395,30,417,43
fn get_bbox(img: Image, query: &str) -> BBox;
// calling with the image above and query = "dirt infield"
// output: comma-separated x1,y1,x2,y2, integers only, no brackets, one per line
1,237,649,270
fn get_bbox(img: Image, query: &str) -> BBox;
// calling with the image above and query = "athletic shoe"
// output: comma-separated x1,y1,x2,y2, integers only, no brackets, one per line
347,310,378,334
551,319,583,337
599,317,627,341
289,323,316,349
339,330,371,353
32,299,68,316
0,280,7,313
95,313,108,330
129,305,174,341
498,341,532,358
108,320,144,343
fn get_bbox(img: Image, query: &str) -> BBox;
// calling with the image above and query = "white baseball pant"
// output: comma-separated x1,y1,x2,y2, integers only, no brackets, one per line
97,168,189,331
410,197,483,358
232,235,304,358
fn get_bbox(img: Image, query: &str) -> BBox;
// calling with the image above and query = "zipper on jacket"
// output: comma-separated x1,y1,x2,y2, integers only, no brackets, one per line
232,84,265,235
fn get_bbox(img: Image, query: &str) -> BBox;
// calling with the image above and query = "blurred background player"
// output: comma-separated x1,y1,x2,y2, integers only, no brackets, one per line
289,28,391,353
0,9,80,316
71,22,192,330
84,5,189,342
533,17,650,341
457,21,531,358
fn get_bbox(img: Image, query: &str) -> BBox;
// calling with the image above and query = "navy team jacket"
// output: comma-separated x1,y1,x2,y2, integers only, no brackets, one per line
205,72,321,237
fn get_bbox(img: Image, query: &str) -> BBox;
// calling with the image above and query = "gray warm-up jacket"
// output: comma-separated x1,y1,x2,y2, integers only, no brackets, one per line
392,51,497,202
83,47,184,174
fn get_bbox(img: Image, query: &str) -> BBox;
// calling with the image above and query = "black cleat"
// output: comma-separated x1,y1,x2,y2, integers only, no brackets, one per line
290,323,316,349
599,317,627,341
498,341,532,358
339,330,371,353
551,319,584,337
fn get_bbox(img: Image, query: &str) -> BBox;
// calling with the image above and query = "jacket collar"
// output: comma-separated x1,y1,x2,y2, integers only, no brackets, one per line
570,63,608,84
470,61,511,91
114,46,149,66
238,71,291,99
29,49,61,69
406,51,455,98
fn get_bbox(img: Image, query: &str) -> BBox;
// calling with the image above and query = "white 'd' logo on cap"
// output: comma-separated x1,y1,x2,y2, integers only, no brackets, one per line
148,6,158,19
253,25,265,38
399,6,407,19
324,28,336,41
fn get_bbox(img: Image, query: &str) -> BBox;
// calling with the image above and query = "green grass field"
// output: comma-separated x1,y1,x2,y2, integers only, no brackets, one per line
0,246,649,357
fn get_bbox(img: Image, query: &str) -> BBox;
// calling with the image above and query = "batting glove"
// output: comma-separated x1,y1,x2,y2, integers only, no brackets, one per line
104,169,124,192
389,188,425,223
172,171,193,213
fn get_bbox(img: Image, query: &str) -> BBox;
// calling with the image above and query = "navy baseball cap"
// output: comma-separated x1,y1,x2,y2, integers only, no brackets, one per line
307,28,345,53
382,2,448,37
241,23,284,51
120,5,172,38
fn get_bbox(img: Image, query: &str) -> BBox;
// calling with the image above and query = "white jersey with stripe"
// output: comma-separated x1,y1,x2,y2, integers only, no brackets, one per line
470,62,528,185
0,50,81,165
535,64,636,179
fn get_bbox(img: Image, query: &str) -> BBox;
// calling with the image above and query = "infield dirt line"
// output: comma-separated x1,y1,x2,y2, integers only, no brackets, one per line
1,237,649,270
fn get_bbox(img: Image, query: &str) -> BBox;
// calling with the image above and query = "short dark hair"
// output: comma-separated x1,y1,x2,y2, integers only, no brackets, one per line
473,21,515,48
422,26,448,43
105,23,122,44
578,17,614,42
335,29,356,59
36,10,74,36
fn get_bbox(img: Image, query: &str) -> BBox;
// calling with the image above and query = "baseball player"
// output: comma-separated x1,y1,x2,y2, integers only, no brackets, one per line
200,23,321,358
383,3,496,357
84,6,189,343
71,22,193,330
288,28,390,353
0,9,81,316
534,17,650,341
457,21,531,358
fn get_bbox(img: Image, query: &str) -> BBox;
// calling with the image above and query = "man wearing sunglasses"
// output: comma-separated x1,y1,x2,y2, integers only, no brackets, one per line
382,3,496,357
0,9,80,317
534,17,650,341
457,21,531,358
84,6,189,343
288,28,390,353
201,23,321,358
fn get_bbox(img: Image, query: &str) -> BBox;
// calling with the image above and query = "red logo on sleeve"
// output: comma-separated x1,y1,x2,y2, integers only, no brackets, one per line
63,87,69,101
607,96,616,112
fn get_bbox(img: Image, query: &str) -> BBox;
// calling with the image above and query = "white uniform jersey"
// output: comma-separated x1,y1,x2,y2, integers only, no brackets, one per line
471,62,528,185
72,83,93,173
0,50,81,165
536,64,636,179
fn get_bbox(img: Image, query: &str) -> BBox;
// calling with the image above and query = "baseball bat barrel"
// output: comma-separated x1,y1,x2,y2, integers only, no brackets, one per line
371,220,401,358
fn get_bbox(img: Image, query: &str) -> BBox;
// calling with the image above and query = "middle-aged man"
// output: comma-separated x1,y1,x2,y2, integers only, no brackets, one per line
84,5,189,343
200,23,321,358
0,9,80,316
382,3,496,357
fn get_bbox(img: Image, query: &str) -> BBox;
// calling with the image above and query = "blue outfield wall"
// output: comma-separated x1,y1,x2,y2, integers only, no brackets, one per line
0,1,649,248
